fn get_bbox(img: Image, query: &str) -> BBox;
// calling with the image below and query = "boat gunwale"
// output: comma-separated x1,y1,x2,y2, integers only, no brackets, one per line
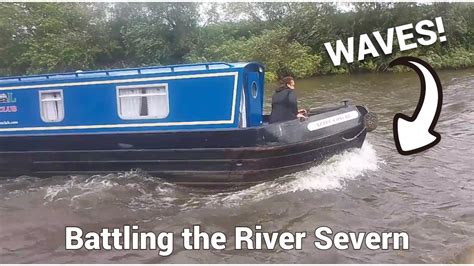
0,123,366,154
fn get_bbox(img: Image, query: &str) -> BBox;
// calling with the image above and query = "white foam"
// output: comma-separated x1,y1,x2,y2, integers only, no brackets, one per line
43,175,117,204
287,141,379,192
214,142,379,207
38,143,379,210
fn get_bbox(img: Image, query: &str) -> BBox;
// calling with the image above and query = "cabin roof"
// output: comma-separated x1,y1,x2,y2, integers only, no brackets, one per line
0,62,262,85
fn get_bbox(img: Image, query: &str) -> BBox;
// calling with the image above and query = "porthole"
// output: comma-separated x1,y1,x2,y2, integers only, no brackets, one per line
251,81,258,99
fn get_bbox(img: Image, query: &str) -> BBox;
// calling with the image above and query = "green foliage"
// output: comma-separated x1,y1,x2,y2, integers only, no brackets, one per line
0,3,108,75
119,3,200,66
186,28,320,80
0,2,473,77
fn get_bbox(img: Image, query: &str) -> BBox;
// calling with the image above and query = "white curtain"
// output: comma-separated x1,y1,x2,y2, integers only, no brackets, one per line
41,93,62,122
147,88,168,118
120,89,141,117
239,89,247,128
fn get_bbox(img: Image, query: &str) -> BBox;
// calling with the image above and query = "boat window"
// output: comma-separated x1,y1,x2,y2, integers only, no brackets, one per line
117,84,169,120
39,90,64,123
251,81,258,98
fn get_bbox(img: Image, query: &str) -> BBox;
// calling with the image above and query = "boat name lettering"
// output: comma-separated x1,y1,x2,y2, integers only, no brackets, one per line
0,93,16,104
0,105,17,113
307,111,359,131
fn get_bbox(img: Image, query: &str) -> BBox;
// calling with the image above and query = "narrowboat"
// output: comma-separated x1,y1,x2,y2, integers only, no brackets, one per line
0,62,376,187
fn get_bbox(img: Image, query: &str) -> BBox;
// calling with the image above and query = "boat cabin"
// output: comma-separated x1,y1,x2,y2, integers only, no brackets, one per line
0,62,265,136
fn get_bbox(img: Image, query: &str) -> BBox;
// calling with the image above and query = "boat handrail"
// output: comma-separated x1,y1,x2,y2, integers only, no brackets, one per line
0,62,234,84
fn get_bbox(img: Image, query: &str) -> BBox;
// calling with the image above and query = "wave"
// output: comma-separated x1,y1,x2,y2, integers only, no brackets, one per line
211,142,379,207
0,142,379,212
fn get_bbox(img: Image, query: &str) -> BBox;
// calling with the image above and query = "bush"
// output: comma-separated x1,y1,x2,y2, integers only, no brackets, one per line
187,27,321,80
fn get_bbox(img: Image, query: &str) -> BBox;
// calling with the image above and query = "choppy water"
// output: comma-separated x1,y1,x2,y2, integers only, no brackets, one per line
1,69,473,263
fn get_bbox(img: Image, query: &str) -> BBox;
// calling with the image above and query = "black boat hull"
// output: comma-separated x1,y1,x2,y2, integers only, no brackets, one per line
0,104,372,187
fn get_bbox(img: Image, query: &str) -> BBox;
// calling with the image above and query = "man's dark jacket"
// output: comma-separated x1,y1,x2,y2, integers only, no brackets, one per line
269,85,298,123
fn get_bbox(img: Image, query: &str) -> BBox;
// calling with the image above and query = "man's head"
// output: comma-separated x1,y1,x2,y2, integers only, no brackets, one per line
281,76,295,89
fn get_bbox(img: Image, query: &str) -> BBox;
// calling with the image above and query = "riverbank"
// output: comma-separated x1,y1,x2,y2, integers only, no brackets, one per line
1,3,473,79
264,48,474,82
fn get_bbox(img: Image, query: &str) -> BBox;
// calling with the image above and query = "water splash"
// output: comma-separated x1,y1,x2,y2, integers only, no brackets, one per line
44,174,117,203
1,143,379,212
287,141,379,192
210,142,379,207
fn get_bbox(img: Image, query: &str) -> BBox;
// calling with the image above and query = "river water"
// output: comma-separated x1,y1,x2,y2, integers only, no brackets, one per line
0,69,473,263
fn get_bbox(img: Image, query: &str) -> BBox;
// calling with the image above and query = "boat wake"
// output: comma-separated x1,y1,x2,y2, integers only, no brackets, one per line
0,142,379,213
212,142,380,207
